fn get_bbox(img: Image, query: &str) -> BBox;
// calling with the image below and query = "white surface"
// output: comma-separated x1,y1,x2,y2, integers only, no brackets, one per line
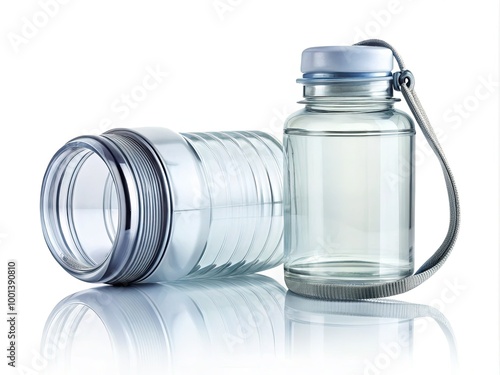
0,0,498,374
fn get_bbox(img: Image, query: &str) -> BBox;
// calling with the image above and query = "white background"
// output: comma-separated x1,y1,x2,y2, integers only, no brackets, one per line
0,0,498,374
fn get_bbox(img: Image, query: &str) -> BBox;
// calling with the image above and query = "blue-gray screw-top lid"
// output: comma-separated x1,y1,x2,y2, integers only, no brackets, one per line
301,46,393,74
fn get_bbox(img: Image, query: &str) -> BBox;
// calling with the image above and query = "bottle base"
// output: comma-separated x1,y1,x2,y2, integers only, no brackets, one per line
285,259,413,286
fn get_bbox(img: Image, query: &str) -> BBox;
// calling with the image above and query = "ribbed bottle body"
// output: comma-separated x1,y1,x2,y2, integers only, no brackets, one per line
40,127,283,284
177,131,283,279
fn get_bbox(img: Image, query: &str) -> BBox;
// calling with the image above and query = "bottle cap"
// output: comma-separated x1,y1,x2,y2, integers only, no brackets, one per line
301,46,393,74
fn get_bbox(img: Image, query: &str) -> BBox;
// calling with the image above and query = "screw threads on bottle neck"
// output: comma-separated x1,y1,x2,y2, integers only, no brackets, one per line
103,131,170,284
299,77,396,112
40,129,170,284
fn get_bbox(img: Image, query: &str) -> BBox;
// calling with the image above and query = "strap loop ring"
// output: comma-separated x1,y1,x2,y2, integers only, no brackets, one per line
393,70,415,91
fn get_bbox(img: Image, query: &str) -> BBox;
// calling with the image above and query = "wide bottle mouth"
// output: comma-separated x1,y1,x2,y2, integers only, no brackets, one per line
40,130,170,284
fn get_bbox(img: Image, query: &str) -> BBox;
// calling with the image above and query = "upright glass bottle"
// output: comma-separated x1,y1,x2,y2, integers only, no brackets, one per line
284,46,415,291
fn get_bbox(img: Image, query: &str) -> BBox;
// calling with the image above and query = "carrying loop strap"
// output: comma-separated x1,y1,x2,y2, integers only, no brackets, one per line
288,40,461,300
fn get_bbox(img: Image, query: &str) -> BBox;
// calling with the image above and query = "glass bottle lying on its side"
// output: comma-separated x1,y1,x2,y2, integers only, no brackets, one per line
40,127,283,284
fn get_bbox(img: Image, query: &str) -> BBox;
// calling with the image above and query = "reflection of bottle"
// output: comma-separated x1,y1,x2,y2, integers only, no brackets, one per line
41,128,283,284
41,275,285,375
285,292,458,374
284,46,415,292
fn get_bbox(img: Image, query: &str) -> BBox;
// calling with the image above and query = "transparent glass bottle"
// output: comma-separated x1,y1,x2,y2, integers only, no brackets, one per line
41,127,283,284
284,46,415,290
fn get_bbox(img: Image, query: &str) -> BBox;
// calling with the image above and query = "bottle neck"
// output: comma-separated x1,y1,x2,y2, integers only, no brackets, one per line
299,75,397,112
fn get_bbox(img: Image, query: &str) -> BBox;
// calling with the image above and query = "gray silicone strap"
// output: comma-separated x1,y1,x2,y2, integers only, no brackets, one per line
285,39,461,300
